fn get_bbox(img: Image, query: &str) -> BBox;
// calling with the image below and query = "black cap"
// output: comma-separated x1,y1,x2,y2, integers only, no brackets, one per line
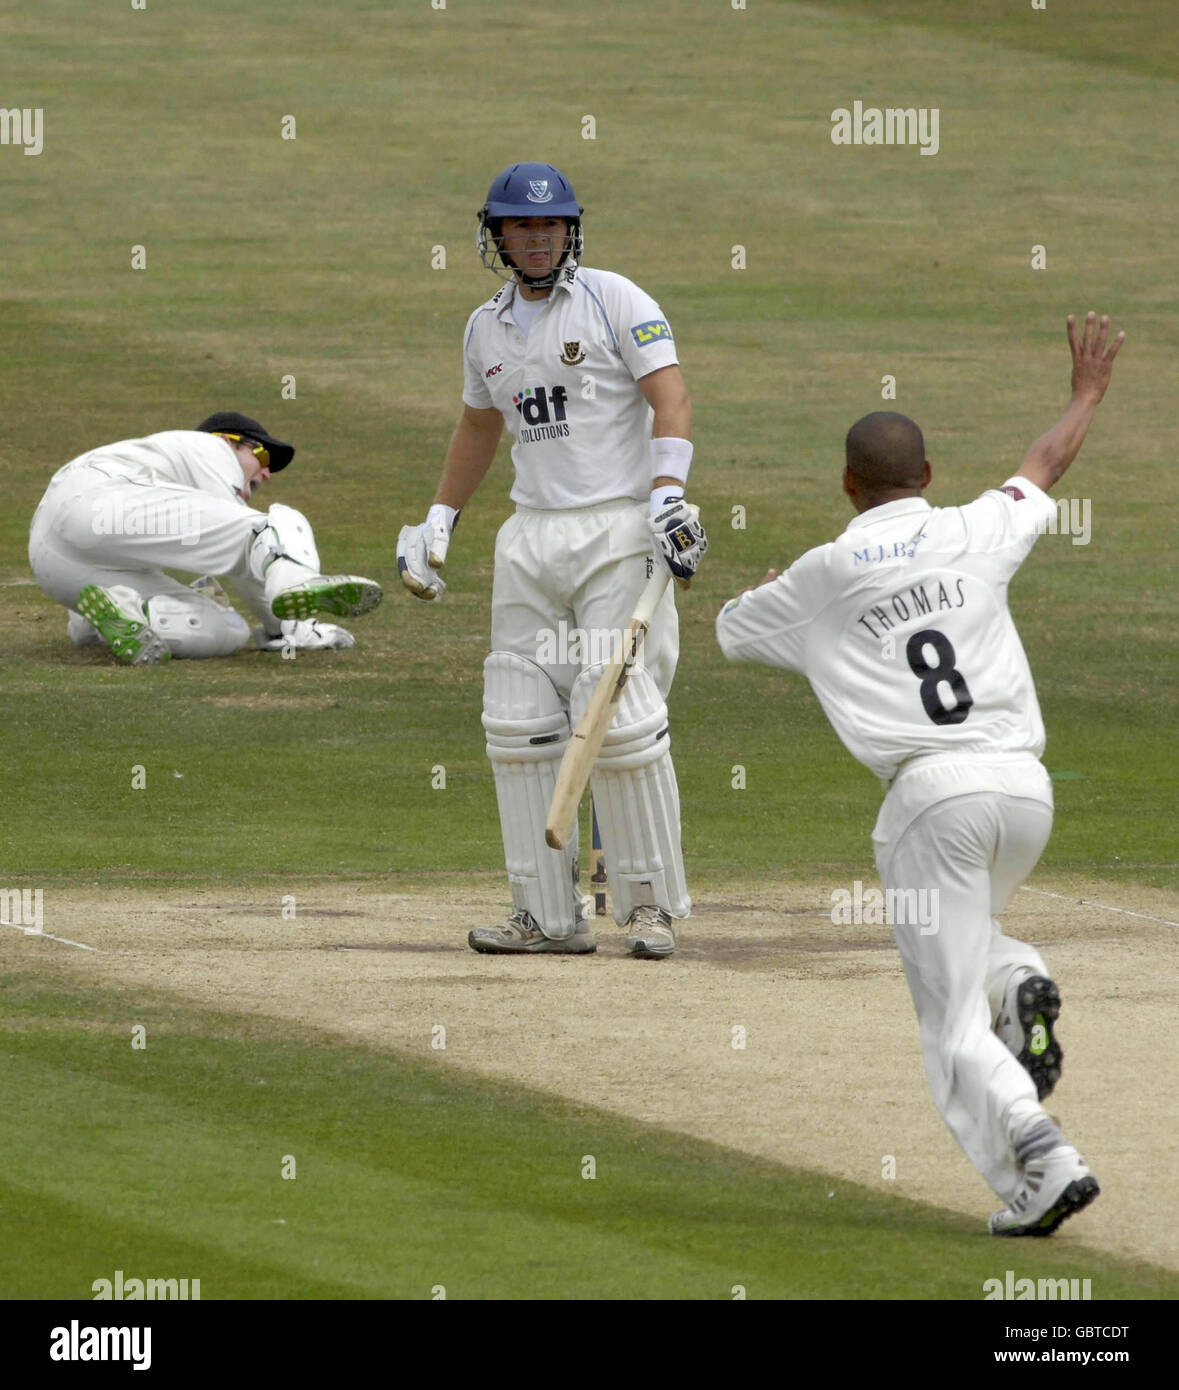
196,411,295,472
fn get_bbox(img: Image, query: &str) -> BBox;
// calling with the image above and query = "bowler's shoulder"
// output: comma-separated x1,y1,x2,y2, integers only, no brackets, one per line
939,477,1056,547
792,536,842,574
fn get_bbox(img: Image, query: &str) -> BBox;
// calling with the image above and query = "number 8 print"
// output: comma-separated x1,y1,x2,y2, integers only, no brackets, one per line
905,629,974,726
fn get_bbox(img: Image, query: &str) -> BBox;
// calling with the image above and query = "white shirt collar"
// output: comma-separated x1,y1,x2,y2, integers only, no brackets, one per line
492,260,580,320
844,496,932,532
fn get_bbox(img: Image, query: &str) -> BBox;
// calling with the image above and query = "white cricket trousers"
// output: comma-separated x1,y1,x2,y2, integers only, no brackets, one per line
873,757,1055,1202
485,498,690,927
28,462,266,609
491,498,679,700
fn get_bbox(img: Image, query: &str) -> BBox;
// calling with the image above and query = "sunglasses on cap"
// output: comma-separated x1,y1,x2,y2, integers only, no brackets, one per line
217,433,270,469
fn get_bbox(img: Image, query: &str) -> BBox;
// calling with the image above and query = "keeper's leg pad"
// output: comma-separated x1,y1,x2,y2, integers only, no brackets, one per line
248,505,321,598
571,662,690,924
263,504,321,570
483,651,581,937
143,591,252,658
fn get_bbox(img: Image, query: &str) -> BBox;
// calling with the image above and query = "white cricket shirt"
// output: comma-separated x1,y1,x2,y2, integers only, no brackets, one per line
461,262,680,510
53,431,247,504
716,478,1059,784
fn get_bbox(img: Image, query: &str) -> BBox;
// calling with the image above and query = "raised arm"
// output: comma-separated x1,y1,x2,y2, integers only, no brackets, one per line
1017,311,1125,493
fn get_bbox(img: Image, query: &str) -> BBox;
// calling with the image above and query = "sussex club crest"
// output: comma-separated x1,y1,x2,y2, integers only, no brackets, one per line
559,340,587,366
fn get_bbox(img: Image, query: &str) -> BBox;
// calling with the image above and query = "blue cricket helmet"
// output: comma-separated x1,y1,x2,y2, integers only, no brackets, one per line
477,162,584,285
481,162,582,218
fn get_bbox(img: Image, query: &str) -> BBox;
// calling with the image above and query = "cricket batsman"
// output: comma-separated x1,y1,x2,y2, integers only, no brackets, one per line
29,411,382,663
716,312,1124,1236
398,162,707,958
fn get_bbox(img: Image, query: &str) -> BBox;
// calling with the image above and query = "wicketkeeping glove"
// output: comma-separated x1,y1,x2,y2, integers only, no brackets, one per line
650,497,708,587
253,619,356,651
397,503,458,602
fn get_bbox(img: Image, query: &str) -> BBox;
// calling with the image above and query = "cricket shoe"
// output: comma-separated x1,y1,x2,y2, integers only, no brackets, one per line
989,1146,1100,1237
996,971,1062,1100
625,904,677,959
75,585,171,666
468,909,597,955
270,574,382,622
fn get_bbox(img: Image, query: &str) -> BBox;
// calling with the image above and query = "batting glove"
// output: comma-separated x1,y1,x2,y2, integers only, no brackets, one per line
650,496,708,587
397,504,458,602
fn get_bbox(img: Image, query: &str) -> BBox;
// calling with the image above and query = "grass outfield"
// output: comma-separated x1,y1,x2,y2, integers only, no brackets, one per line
2,0,1175,891
0,0,1175,1302
1,965,1173,1301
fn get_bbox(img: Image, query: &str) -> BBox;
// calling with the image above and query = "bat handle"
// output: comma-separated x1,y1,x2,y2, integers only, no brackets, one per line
590,797,607,915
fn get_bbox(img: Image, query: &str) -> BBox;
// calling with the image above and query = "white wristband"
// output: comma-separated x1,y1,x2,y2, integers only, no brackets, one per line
650,436,693,487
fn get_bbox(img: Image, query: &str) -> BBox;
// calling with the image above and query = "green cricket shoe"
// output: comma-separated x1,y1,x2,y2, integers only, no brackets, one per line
75,585,172,666
270,574,383,622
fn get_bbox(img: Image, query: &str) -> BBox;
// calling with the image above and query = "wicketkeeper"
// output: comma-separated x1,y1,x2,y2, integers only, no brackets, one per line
29,411,382,664
398,162,706,957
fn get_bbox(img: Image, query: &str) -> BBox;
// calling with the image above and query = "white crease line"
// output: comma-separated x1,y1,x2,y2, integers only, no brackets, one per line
1,921,100,951
1020,887,1179,929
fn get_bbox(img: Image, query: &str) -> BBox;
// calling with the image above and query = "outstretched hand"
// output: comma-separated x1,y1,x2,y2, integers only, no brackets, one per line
1068,311,1125,403
1017,310,1127,492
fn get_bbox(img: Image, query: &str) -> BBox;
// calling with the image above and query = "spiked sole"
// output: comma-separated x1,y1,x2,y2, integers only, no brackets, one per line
76,586,171,666
270,576,383,622
1016,975,1063,1100
991,1176,1100,1238
468,929,596,955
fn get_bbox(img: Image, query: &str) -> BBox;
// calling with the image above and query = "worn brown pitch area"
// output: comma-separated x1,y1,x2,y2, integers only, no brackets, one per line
4,874,1176,1277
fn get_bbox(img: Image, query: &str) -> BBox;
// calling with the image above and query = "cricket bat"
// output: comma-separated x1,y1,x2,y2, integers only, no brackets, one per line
545,570,670,850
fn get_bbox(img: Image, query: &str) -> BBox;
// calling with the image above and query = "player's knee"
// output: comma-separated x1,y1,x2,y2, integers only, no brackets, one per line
264,504,320,571
482,650,568,762
145,593,251,658
571,663,669,770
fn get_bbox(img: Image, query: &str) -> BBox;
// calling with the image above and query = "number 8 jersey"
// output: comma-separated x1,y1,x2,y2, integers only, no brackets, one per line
715,477,1059,785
